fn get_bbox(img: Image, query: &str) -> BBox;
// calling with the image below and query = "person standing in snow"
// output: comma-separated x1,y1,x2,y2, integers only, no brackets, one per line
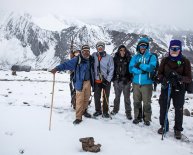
92,41,114,118
50,45,95,125
156,40,192,139
151,50,159,91
69,49,81,109
111,45,133,120
129,37,157,126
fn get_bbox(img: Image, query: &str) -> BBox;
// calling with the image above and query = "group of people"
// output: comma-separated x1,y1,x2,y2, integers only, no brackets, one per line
50,38,192,140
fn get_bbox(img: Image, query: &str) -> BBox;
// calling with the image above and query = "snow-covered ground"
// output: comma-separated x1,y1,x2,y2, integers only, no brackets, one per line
0,71,193,155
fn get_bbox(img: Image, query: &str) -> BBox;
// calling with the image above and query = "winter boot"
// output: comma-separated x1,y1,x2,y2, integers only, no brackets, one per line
133,118,141,124
73,119,82,125
93,111,102,117
157,126,169,134
110,110,117,116
126,112,132,120
102,113,110,118
174,130,182,139
144,121,150,126
84,110,92,118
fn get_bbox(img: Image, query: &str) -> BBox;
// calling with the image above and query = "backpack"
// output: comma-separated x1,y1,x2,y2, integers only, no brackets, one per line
70,55,81,109
163,56,193,94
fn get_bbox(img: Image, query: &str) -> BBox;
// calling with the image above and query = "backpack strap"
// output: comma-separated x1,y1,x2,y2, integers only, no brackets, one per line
96,53,103,81
147,54,153,64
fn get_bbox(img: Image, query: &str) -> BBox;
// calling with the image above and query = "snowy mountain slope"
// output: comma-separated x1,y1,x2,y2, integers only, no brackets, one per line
0,71,193,155
98,20,193,53
0,12,193,70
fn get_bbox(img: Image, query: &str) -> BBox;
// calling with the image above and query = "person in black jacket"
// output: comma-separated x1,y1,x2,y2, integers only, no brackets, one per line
157,40,192,139
111,45,133,119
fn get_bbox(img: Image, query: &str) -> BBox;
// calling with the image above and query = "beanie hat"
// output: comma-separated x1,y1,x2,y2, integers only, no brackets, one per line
96,41,105,49
169,40,182,51
81,45,90,51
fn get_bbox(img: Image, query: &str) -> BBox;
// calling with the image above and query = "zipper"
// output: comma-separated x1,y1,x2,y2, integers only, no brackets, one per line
138,57,142,85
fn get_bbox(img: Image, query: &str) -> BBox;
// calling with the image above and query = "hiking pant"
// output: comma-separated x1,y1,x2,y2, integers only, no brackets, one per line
94,82,111,113
133,84,153,121
76,81,91,120
113,80,131,114
159,86,185,131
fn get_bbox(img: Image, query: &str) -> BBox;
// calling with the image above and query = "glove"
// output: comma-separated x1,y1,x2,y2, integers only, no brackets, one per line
141,70,147,74
134,62,141,69
167,71,182,81
50,68,57,74
101,78,110,89
154,77,161,84
167,71,182,86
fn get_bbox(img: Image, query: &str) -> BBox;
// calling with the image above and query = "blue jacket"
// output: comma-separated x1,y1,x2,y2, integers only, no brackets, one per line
129,47,157,85
56,55,95,91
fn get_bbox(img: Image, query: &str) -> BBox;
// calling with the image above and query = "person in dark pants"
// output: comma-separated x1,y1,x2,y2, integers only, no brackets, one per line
157,40,192,139
151,51,159,92
69,49,80,109
92,41,114,118
111,45,133,120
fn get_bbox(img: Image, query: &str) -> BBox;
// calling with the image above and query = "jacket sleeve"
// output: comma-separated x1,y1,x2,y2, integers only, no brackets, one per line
107,56,114,82
182,58,192,83
129,56,143,74
56,57,78,71
139,55,157,72
157,58,166,82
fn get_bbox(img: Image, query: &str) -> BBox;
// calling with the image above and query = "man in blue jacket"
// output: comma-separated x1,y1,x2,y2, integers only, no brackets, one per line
129,38,157,126
50,45,95,125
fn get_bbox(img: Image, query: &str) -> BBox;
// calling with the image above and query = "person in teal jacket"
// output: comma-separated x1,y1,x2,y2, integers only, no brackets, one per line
129,37,157,126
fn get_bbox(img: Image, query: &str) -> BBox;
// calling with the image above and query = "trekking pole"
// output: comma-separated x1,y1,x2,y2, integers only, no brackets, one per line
162,83,171,140
103,89,112,119
49,73,56,131
88,94,93,106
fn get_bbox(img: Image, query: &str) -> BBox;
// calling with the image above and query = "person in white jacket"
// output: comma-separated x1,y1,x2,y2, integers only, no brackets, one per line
92,41,114,118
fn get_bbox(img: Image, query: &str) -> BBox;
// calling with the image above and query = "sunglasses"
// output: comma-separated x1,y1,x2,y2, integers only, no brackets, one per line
139,45,147,49
119,49,125,52
82,50,90,53
170,47,180,52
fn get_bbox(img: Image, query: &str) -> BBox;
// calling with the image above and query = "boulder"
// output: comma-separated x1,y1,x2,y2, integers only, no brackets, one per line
183,109,191,116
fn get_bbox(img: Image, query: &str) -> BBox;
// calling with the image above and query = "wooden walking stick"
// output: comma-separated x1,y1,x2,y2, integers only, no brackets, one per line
103,88,112,119
49,73,56,131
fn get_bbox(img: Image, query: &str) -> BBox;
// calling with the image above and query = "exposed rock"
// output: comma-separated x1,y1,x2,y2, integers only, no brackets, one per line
183,109,191,116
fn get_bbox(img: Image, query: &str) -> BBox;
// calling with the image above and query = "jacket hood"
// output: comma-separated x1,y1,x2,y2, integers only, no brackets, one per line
115,45,130,58
136,37,150,53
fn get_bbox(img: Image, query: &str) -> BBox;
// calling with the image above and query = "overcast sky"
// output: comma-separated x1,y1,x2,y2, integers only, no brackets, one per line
1,0,193,29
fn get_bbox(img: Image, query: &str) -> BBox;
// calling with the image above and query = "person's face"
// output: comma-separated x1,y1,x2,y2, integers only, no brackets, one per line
74,51,80,56
82,50,90,58
139,45,147,54
119,48,126,57
170,46,180,57
97,46,104,52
